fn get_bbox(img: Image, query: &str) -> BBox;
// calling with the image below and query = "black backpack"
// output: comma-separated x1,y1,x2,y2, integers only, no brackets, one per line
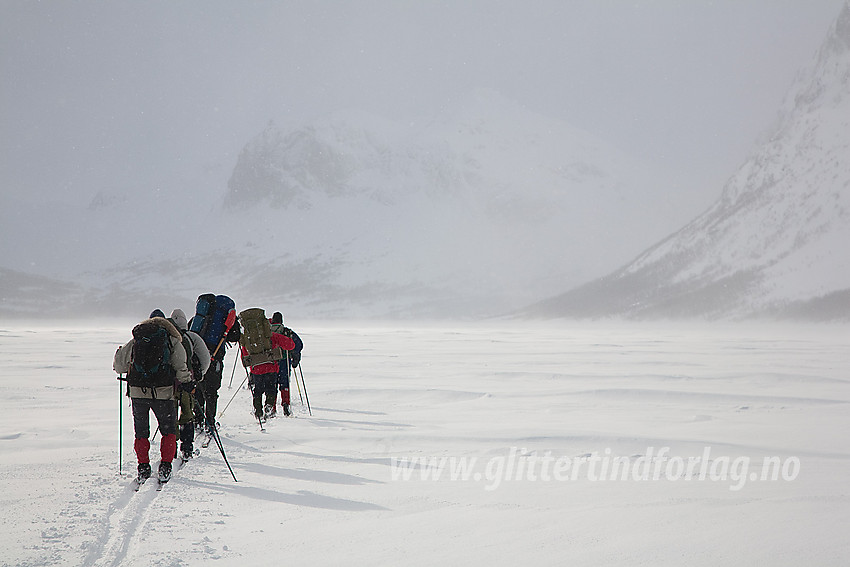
166,316,196,379
127,322,175,388
181,331,203,381
167,315,203,381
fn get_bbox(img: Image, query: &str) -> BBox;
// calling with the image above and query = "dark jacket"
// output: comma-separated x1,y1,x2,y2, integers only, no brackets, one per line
113,317,191,400
270,323,303,367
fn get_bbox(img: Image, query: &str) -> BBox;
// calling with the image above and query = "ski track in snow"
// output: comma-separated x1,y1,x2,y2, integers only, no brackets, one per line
1,320,849,566
84,479,157,567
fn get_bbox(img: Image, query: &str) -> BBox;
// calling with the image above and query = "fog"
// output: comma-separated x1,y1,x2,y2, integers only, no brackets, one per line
1,1,842,206
2,1,848,320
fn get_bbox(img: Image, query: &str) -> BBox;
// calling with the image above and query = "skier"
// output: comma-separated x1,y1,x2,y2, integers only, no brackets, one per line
269,312,303,417
169,308,211,460
113,314,192,485
194,316,241,434
241,327,296,420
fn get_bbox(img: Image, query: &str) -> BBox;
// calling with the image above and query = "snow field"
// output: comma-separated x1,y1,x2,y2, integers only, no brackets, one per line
0,320,848,566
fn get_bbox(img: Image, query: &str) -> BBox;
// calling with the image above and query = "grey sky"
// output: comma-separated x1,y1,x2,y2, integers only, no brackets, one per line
1,0,844,206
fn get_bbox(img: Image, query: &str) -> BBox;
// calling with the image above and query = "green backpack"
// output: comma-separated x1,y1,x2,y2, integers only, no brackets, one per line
238,308,284,367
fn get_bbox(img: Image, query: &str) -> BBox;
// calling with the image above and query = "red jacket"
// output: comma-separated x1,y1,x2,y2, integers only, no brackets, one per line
241,332,295,375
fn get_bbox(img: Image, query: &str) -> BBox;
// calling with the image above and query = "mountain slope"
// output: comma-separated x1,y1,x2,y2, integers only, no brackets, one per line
527,3,850,321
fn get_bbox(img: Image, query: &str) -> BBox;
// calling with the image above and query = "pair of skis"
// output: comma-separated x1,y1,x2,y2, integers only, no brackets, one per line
131,420,237,491
134,462,176,492
254,405,293,432
133,442,196,491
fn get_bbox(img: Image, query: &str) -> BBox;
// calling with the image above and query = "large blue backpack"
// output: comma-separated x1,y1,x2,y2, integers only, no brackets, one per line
190,293,236,351
189,293,216,337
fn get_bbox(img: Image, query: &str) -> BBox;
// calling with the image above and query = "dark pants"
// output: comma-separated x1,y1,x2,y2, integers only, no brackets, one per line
252,372,277,416
132,397,177,464
176,390,195,452
194,359,223,428
277,367,290,390
277,367,291,406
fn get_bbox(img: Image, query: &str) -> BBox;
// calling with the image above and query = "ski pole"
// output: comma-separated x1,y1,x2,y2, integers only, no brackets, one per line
219,373,249,418
210,310,237,359
298,365,312,416
286,351,304,406
256,413,265,432
293,369,303,404
208,418,238,482
119,375,123,473
228,349,238,389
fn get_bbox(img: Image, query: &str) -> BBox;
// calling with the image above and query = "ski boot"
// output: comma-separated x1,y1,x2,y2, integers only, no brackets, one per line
158,461,172,484
134,462,152,490
137,462,152,482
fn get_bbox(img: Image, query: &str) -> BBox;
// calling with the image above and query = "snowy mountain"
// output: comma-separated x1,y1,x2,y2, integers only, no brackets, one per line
527,4,850,321
1,89,699,319
205,90,699,318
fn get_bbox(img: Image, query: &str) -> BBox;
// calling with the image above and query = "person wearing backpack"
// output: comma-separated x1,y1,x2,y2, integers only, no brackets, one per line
113,315,192,485
169,308,211,460
269,312,303,417
240,327,296,421
194,318,241,434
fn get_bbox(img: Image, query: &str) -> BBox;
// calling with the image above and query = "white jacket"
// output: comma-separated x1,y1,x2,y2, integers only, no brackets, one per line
170,308,211,377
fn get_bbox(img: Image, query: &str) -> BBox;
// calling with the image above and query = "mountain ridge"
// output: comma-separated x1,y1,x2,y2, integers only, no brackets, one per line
525,2,850,321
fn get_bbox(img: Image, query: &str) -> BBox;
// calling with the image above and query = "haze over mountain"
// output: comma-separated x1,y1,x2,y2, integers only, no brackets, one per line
0,90,702,318
528,2,850,321
1,2,846,320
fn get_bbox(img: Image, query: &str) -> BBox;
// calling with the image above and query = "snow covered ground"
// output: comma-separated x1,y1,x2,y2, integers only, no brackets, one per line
1,320,848,566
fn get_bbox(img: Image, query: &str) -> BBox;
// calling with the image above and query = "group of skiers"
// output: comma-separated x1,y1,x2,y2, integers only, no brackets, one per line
112,302,303,486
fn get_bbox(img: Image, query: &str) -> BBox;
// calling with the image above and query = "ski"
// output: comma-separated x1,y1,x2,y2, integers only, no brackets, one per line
132,473,162,492
199,419,220,448
133,462,153,491
129,458,183,492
